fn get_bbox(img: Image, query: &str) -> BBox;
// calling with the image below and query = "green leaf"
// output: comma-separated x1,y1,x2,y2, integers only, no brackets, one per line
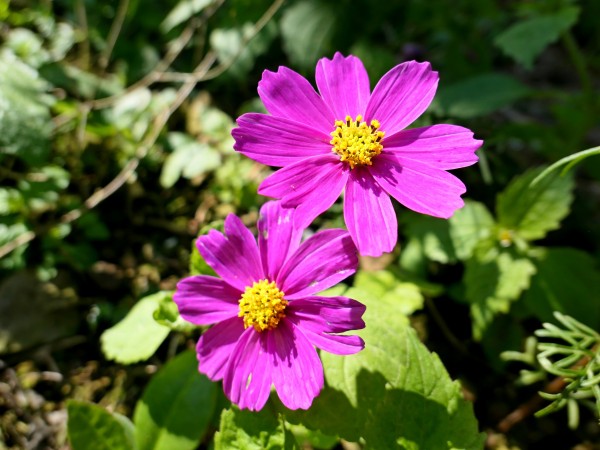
353,270,424,316
280,0,335,70
134,350,217,450
449,200,496,261
161,0,214,33
284,287,485,449
432,73,530,119
403,214,457,264
18,165,70,213
0,49,53,165
214,408,297,450
465,247,536,340
496,168,574,241
67,400,135,450
160,132,221,188
286,423,338,450
210,21,278,79
153,294,196,332
0,188,24,215
0,223,29,270
495,7,580,70
522,248,600,328
100,292,171,364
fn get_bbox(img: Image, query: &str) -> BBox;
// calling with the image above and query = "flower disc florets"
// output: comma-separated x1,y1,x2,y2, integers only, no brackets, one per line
238,279,287,332
330,115,384,169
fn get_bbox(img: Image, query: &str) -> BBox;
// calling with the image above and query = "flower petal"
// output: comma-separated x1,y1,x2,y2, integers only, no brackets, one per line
384,124,482,169
233,113,330,167
197,317,245,381
344,167,397,256
371,154,466,218
223,328,272,411
174,275,241,325
277,229,357,299
268,320,323,410
316,52,371,120
258,154,348,229
286,296,366,333
258,66,334,134
196,214,263,291
298,330,365,355
257,201,303,281
365,61,438,136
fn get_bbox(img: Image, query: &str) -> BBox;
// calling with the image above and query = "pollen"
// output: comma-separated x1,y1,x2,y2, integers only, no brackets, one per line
238,279,288,332
330,115,385,169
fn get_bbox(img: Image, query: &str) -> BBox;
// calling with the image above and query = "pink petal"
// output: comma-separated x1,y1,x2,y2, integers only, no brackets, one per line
258,154,348,229
277,229,357,299
344,167,397,256
384,124,482,169
197,317,245,381
268,320,323,410
258,66,334,134
365,61,438,136
297,330,364,355
286,296,366,333
174,275,241,325
233,113,330,167
257,201,303,281
223,328,272,411
371,154,466,219
196,214,264,291
315,52,371,120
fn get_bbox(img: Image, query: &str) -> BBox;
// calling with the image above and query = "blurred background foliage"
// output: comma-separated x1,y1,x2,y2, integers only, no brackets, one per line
1,0,600,448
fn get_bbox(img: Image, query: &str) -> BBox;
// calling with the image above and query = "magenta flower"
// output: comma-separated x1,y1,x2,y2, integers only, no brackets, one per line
173,201,365,411
233,53,483,257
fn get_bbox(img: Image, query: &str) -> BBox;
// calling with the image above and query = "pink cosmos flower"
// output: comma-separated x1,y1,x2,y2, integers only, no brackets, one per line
233,53,483,257
173,201,365,411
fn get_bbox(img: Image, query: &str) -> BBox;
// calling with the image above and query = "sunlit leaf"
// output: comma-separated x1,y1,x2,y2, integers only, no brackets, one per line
465,247,536,340
496,168,574,241
100,291,171,364
284,286,485,449
134,350,217,450
67,400,135,450
161,0,214,33
214,408,297,450
353,270,424,316
449,200,496,261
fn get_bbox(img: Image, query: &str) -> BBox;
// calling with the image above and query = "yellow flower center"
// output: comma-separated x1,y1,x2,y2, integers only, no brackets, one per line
330,115,385,169
238,279,288,332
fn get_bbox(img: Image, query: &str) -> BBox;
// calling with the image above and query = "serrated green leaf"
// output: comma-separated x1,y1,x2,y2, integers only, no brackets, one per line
214,408,297,450
0,49,53,165
432,73,530,119
160,133,221,188
522,248,600,328
67,400,135,450
134,350,217,450
353,270,424,316
100,292,171,364
449,200,496,261
280,0,335,70
495,7,580,70
465,248,536,340
403,214,457,264
284,287,485,449
496,168,574,241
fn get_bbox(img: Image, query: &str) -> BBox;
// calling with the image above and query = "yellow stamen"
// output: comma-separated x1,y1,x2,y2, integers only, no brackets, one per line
330,115,384,169
238,279,287,332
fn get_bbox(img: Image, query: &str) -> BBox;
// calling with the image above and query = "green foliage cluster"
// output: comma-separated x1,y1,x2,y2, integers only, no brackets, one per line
1,0,600,449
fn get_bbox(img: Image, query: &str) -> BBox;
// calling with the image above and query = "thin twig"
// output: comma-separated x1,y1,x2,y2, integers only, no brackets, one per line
89,0,226,109
99,0,131,71
0,0,285,261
